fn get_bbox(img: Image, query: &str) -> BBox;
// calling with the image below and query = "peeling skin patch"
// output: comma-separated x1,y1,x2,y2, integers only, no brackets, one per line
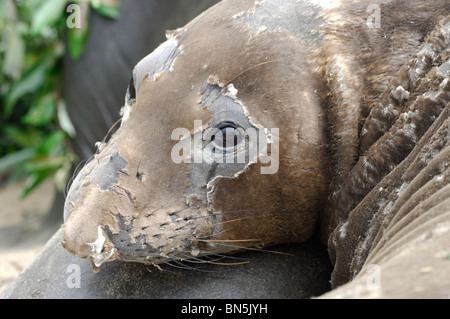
121,98,133,124
135,37,181,86
224,84,238,98
120,36,181,125
186,81,260,200
233,0,324,44
88,226,115,268
89,152,127,191
204,75,264,130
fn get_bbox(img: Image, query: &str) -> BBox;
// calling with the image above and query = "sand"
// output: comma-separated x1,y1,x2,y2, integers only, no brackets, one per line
0,180,57,293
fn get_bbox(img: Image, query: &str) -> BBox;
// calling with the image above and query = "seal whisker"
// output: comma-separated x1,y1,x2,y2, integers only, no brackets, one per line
98,118,122,150
175,246,252,262
183,256,250,266
165,247,254,271
66,117,121,198
225,59,283,86
193,240,294,256
192,238,261,243
64,153,95,199
217,216,253,225
191,259,250,266
201,252,251,262
163,259,196,271
147,265,178,275
165,258,225,274
135,145,151,180
185,208,278,221
172,249,250,266
168,228,229,241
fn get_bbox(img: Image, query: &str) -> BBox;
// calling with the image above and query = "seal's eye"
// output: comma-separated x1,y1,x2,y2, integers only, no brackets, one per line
211,122,244,152
128,77,136,101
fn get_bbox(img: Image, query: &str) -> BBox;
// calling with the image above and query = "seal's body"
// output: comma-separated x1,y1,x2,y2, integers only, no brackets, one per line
62,0,450,297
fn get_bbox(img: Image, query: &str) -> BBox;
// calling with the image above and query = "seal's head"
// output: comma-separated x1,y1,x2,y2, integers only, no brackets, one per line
62,0,329,270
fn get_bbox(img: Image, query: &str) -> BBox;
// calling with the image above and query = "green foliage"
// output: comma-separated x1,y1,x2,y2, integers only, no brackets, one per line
0,0,120,197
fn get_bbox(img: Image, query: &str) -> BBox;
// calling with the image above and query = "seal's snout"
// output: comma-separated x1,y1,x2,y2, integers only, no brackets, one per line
61,141,219,268
62,150,123,268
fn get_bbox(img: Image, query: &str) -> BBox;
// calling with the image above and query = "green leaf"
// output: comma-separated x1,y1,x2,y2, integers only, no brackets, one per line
37,131,66,156
21,169,54,198
67,19,89,59
31,0,68,35
23,155,65,172
53,159,73,191
3,24,25,79
93,3,120,19
3,125,43,149
3,61,48,118
22,92,56,126
57,100,76,138
0,148,36,175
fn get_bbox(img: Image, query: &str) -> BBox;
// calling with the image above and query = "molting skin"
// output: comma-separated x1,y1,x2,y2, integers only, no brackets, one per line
62,0,329,270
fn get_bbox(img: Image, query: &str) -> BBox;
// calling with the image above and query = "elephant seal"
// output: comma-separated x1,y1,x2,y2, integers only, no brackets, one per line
61,0,450,298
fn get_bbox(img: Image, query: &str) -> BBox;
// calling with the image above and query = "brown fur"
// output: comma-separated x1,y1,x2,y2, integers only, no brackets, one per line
318,0,450,241
320,2,450,294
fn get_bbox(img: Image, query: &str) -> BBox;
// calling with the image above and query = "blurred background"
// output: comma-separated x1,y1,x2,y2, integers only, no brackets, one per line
0,0,218,292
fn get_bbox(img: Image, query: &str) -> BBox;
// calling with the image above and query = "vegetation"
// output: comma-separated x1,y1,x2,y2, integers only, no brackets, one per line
0,0,119,197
